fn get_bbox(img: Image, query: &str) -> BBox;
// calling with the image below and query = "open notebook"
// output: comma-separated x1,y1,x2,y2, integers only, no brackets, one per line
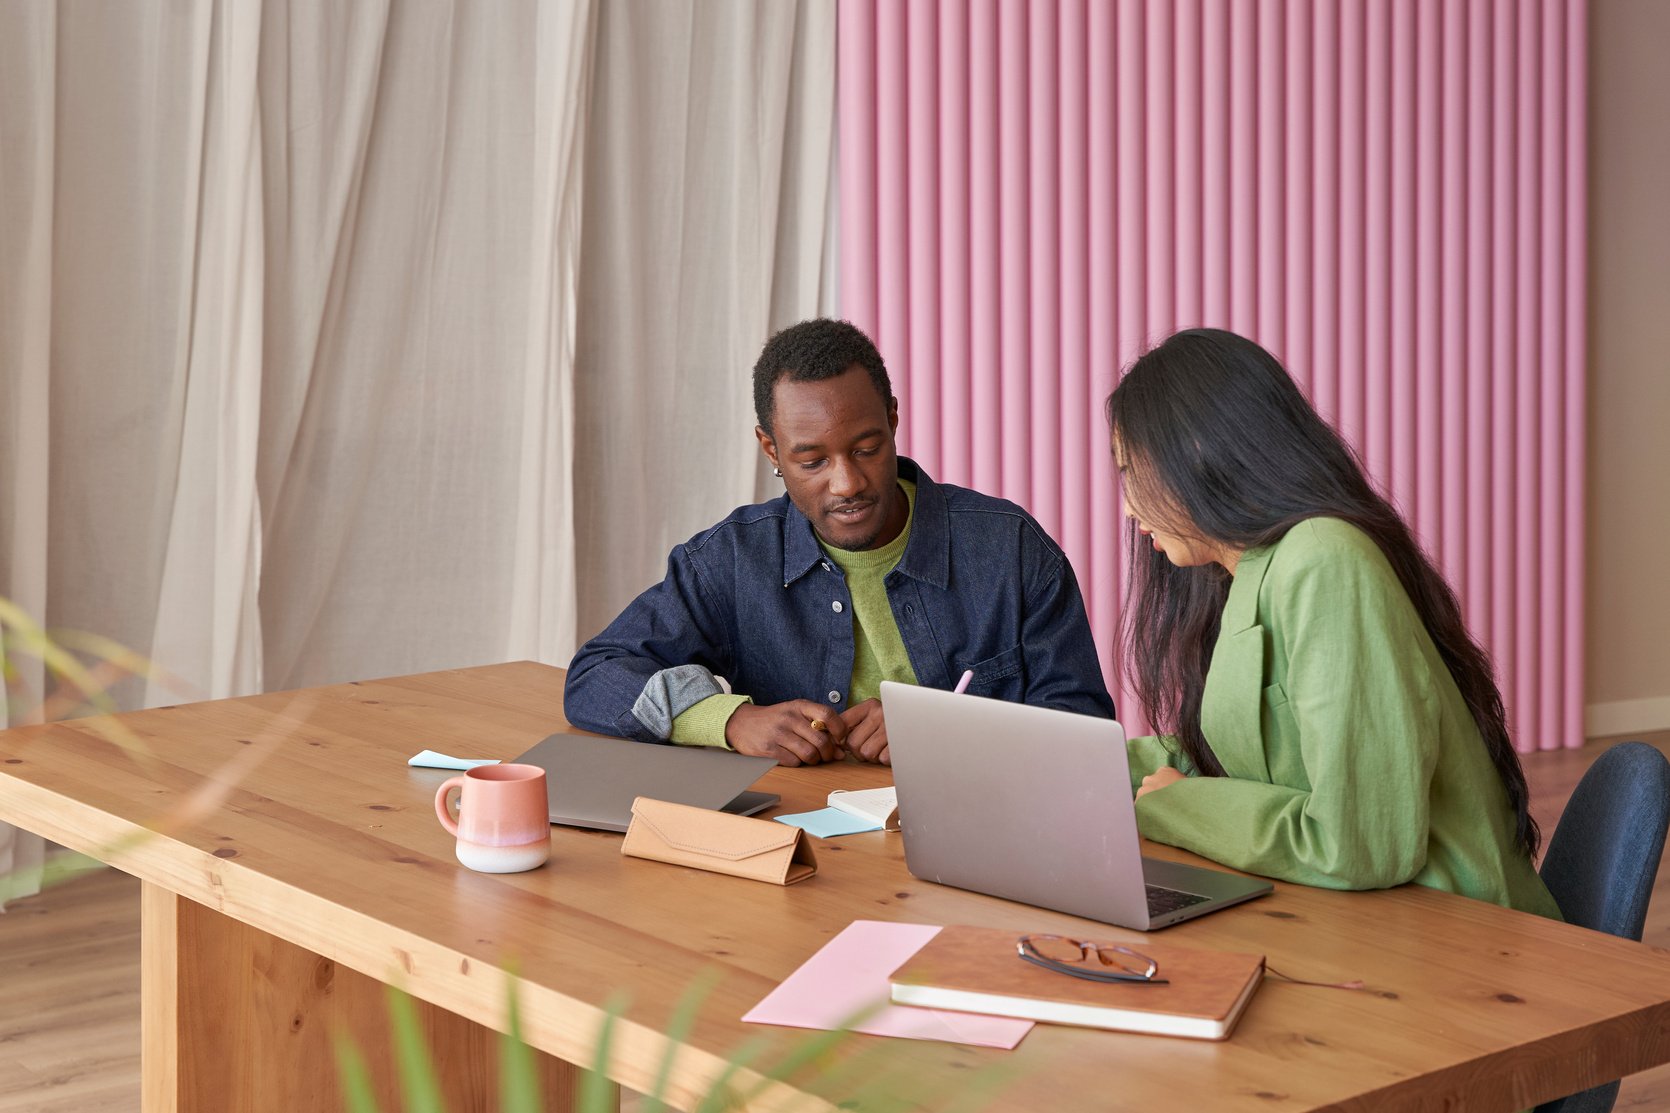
827,786,899,829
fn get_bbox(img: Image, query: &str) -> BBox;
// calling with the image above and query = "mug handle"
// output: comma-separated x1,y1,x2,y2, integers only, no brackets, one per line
435,776,466,836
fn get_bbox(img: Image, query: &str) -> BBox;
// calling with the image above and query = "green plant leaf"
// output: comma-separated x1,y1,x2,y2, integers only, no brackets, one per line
929,1060,1022,1113
719,996,1025,1113
641,966,722,1113
0,601,119,717
690,1034,772,1113
46,626,182,688
332,1030,383,1113
387,986,447,1113
579,991,629,1113
772,1036,901,1106
498,974,541,1113
38,851,103,889
780,1044,1020,1113
726,996,884,1109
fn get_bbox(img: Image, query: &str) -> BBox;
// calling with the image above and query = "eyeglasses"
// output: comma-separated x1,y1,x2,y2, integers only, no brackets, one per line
1016,934,1168,985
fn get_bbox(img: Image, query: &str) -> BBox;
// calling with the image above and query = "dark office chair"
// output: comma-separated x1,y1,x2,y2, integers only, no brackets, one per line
1532,741,1670,1113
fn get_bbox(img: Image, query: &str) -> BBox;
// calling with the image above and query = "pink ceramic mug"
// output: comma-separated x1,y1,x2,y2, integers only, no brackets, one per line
434,763,551,873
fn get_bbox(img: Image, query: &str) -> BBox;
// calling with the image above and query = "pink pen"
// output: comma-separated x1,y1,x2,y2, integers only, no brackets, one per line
953,669,974,694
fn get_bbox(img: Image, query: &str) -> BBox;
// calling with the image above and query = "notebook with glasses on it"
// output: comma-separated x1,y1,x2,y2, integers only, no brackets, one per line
879,682,1272,930
888,924,1266,1040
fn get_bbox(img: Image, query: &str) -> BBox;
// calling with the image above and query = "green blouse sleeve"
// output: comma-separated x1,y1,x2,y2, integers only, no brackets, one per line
1133,525,1442,890
1124,734,1198,795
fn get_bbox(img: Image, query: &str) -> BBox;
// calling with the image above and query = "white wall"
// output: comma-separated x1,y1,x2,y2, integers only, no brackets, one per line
1586,0,1670,737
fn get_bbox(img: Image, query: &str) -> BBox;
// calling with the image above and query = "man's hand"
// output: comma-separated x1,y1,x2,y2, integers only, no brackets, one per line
725,700,847,766
839,698,890,765
1135,765,1187,800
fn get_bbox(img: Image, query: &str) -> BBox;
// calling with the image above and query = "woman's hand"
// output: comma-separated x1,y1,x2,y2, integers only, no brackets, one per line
1135,765,1188,800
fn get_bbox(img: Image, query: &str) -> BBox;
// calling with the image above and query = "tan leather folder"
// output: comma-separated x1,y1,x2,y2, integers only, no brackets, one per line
621,796,818,885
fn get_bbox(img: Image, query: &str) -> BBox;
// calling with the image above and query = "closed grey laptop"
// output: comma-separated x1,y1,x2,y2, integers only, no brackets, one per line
511,732,779,833
880,681,1272,930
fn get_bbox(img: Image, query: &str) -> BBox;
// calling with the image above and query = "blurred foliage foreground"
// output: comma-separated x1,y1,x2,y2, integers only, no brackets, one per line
0,599,1011,1112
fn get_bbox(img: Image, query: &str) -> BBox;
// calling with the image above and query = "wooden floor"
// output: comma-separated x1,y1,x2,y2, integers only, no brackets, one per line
2,732,1667,1112
0,859,140,1112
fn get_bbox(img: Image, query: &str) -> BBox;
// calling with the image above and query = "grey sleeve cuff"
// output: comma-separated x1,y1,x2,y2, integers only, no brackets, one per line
630,664,726,738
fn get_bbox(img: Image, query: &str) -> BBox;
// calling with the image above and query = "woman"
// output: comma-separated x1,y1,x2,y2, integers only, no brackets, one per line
1108,328,1559,918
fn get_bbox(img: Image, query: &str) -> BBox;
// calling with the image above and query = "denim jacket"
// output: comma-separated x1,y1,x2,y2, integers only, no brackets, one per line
564,458,1115,742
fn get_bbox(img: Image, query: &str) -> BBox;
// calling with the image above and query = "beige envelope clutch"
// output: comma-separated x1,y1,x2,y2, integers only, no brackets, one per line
622,796,818,885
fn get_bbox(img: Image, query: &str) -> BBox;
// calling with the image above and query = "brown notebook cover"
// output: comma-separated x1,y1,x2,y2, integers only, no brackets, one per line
889,925,1264,1040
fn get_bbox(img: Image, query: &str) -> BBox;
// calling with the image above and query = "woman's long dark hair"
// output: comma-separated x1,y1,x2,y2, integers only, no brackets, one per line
1106,328,1539,860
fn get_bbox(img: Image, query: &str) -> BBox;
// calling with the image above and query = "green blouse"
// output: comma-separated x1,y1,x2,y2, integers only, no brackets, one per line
1126,517,1561,919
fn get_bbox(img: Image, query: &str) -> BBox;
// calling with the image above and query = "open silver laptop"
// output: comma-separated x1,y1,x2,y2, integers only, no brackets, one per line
880,681,1272,930
512,732,779,833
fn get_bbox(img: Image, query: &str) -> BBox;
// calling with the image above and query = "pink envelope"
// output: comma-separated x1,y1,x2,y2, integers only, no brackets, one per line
742,920,1033,1049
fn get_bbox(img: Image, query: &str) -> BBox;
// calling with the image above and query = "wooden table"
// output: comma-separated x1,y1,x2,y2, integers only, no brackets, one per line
1,662,1668,1112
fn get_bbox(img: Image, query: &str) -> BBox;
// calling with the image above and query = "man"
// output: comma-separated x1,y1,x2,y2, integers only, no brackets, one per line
565,318,1114,765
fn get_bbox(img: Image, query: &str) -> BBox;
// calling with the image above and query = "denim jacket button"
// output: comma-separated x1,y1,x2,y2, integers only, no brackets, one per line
828,690,841,703
831,600,844,613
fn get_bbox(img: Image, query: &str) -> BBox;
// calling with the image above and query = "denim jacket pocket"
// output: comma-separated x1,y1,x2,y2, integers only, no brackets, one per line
958,644,1024,700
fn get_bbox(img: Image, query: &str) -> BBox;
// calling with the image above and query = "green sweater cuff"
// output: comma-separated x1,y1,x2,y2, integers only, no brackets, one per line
669,694,753,749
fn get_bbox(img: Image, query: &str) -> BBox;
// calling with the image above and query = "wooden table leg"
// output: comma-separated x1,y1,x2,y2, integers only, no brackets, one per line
140,883,603,1112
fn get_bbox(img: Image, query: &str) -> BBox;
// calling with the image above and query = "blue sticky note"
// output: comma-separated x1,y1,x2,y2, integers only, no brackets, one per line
775,807,884,838
408,749,501,771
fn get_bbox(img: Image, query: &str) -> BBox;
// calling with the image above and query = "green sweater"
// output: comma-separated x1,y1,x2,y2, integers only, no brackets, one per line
669,481,919,747
817,481,920,705
1126,518,1561,919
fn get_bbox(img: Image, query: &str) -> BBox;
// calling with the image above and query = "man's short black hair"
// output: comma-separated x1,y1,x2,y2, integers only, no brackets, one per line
752,318,894,436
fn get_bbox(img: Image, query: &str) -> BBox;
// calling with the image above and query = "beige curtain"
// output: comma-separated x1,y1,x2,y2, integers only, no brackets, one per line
574,0,836,636
255,1,599,689
0,0,54,902
0,0,834,904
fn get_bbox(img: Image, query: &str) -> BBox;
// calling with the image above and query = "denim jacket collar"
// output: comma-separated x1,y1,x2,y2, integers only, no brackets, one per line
781,457,950,590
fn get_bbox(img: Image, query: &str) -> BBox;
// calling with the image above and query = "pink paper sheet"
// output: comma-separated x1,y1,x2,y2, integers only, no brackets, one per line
742,920,1033,1049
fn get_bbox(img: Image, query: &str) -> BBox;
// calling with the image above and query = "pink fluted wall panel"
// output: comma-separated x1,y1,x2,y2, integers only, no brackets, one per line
837,0,1587,750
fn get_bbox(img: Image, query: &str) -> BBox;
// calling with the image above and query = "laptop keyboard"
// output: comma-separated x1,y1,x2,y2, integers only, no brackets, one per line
1146,884,1211,917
